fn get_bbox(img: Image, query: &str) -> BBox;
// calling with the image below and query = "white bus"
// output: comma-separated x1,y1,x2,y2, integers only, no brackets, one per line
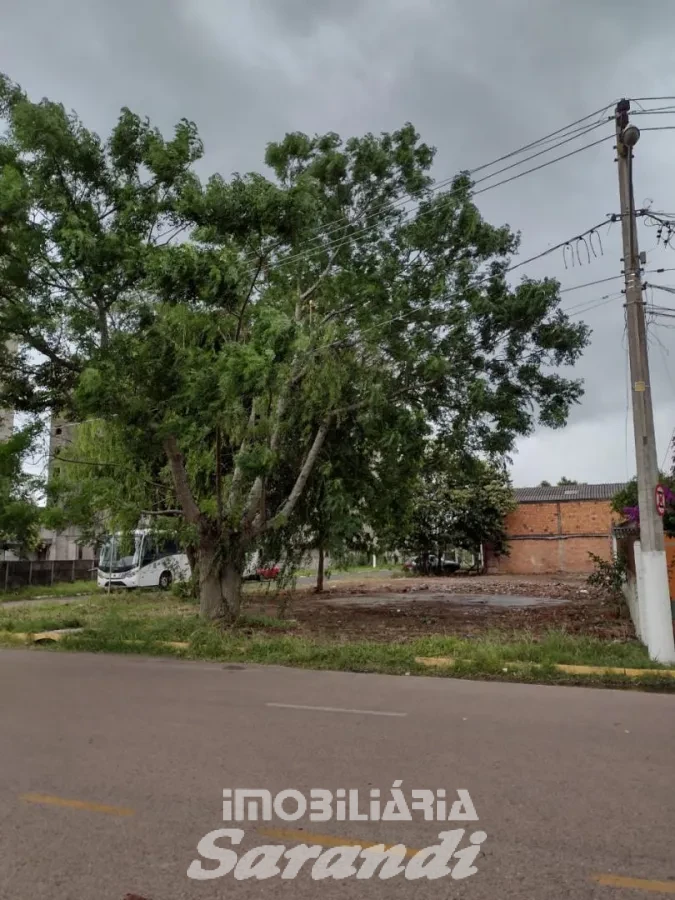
98,530,191,590
98,531,278,590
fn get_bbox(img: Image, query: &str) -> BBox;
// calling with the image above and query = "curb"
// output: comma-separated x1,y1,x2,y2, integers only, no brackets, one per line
0,628,85,644
415,656,675,678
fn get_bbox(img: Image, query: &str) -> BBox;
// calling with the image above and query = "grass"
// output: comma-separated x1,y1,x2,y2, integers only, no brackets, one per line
0,580,101,602
0,593,671,690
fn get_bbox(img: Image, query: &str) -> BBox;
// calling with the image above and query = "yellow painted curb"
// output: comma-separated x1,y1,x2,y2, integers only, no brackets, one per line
0,630,31,643
0,631,188,650
32,628,84,642
415,656,675,678
556,663,675,677
121,639,190,650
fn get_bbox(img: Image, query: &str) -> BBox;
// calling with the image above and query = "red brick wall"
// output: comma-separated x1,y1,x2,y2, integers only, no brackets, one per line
487,499,617,575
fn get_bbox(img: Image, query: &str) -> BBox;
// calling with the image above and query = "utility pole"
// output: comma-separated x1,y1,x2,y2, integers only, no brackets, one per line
615,98,675,662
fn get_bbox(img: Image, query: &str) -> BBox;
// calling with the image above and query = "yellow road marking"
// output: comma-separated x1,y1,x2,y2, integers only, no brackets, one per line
20,793,134,817
415,657,675,678
592,873,675,893
257,827,416,857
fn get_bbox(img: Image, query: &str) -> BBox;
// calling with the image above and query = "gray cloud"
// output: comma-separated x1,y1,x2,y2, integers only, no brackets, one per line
2,0,675,483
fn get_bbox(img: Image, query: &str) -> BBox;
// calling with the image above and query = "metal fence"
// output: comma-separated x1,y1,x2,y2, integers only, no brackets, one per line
0,559,98,592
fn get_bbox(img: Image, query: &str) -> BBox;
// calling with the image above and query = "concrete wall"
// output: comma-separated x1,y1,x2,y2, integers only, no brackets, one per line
487,499,616,575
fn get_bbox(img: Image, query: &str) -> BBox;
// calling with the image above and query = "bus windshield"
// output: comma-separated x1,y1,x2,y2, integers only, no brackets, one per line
99,534,141,573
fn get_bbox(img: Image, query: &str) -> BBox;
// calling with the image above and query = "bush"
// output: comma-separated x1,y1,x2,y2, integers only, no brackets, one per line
587,553,627,597
171,577,197,602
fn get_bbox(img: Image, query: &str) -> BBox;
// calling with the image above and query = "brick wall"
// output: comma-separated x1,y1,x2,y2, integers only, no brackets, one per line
487,499,616,575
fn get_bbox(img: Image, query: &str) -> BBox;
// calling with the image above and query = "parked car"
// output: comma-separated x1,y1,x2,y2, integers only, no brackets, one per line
404,554,460,575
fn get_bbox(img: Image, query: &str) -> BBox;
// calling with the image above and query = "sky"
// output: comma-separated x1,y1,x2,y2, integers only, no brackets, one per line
2,0,675,487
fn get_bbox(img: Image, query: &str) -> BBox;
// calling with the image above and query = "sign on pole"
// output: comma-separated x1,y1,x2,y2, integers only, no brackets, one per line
655,484,666,517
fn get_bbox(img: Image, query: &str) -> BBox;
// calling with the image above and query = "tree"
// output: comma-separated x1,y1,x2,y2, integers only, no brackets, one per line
269,409,426,591
539,480,551,487
0,422,42,554
557,476,578,486
0,75,590,619
401,447,516,569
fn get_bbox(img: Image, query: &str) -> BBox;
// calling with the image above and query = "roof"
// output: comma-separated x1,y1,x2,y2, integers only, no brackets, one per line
513,483,627,503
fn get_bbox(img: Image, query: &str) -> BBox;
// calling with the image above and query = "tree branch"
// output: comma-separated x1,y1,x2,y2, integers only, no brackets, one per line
299,251,336,303
25,331,81,373
163,435,201,525
225,402,256,516
235,258,263,341
261,417,332,534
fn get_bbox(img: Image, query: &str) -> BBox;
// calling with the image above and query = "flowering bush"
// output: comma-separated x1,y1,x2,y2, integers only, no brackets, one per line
613,478,675,537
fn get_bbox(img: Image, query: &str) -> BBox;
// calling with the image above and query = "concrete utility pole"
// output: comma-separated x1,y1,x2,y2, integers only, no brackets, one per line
615,98,675,662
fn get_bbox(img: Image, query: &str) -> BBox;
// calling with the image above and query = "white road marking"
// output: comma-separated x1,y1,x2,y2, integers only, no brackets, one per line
266,702,406,717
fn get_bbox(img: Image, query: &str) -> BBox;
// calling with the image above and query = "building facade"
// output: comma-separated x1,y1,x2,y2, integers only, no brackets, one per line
485,483,626,575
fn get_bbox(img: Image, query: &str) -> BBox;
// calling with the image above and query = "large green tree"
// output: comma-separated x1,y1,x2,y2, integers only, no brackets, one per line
270,408,426,591
0,74,589,619
400,447,516,569
0,422,42,554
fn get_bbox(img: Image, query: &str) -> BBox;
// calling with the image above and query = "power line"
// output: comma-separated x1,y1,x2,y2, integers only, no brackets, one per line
247,105,618,268
566,292,624,317
238,115,618,280
471,120,608,189
473,135,614,197
245,217,624,366
632,108,675,117
468,103,615,176
559,269,675,296
240,132,616,280
559,274,623,294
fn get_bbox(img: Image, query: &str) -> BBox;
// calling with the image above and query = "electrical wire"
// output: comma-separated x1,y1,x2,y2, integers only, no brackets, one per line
566,292,624,317
632,108,675,116
237,114,618,278
559,274,623,294
473,135,614,197
264,218,624,362
237,132,617,280
468,103,615,176
470,120,608,189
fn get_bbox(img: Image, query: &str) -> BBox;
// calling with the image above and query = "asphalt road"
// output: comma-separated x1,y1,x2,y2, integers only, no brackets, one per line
1,650,674,899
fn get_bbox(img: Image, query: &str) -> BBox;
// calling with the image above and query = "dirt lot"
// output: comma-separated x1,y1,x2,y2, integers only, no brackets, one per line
245,574,635,643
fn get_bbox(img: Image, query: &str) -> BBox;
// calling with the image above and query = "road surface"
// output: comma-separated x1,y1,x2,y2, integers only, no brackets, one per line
1,649,674,899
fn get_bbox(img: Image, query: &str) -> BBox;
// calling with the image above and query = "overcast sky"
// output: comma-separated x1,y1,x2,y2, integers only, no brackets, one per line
3,0,675,486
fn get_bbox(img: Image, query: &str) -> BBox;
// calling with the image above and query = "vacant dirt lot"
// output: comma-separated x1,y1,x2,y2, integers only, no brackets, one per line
245,573,635,643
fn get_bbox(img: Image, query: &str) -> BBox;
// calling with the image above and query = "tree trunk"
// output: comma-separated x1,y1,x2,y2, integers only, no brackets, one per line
186,544,199,599
316,543,325,593
197,542,243,622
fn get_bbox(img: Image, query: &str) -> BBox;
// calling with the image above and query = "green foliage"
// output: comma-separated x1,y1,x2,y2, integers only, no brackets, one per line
587,552,627,598
0,74,590,615
0,422,42,553
611,475,675,537
400,445,516,562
